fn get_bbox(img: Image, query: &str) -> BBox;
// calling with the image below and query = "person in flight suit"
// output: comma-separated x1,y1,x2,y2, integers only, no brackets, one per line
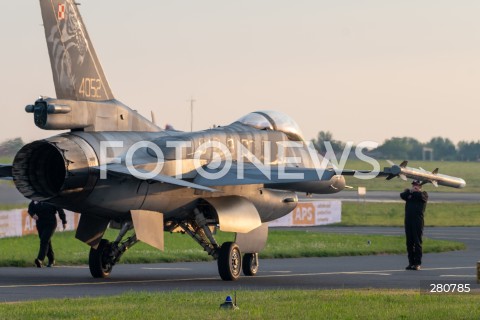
28,201,67,268
400,180,428,271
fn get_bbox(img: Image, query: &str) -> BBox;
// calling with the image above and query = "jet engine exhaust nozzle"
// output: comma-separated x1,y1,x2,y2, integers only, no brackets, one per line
12,135,98,201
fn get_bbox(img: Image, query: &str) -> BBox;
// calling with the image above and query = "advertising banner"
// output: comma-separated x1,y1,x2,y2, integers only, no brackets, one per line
0,201,340,237
0,209,80,238
269,200,341,227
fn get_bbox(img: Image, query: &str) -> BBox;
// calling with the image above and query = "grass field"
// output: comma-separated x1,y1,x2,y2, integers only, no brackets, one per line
0,229,464,267
1,290,479,319
0,202,29,210
343,159,479,192
0,156,13,163
340,202,480,226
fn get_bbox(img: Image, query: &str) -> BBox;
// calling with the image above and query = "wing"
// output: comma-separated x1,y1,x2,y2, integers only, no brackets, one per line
193,163,338,186
95,163,219,193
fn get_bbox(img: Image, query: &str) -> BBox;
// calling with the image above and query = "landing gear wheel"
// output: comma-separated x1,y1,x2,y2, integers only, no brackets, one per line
217,242,242,281
89,239,113,278
242,253,259,276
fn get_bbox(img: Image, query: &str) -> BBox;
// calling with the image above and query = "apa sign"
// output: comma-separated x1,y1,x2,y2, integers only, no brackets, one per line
269,200,341,227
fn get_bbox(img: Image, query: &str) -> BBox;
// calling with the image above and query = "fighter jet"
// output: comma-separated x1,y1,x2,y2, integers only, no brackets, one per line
0,0,466,281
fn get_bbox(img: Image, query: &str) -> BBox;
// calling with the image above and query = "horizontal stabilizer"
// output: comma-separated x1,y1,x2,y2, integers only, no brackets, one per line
0,164,12,180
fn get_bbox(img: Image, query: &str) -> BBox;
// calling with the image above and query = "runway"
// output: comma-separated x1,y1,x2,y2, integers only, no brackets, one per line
1,227,478,302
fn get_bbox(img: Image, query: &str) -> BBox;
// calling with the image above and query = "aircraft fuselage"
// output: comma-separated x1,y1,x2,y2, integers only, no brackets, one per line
12,122,344,222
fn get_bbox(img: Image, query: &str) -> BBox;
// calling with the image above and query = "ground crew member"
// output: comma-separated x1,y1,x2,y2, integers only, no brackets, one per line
400,180,428,270
28,201,67,268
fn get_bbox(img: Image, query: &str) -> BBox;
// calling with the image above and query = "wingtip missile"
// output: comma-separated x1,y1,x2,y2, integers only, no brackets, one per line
384,161,466,189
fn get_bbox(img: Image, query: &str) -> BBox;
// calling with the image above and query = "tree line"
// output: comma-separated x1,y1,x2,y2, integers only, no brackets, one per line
0,138,24,157
312,131,480,161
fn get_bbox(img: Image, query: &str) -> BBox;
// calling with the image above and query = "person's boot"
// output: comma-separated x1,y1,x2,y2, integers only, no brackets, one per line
34,258,43,268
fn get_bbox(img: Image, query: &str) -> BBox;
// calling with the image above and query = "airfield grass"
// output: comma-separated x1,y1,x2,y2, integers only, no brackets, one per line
0,229,464,267
0,202,28,210
343,159,479,193
1,290,479,319
0,156,12,163
340,202,480,226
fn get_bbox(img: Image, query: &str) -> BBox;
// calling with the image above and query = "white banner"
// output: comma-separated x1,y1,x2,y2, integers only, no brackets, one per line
269,200,341,227
0,209,79,238
0,201,341,237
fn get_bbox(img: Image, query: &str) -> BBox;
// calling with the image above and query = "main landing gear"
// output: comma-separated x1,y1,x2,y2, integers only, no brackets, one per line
88,209,261,281
174,208,260,281
89,222,138,278
216,242,259,281
242,252,259,276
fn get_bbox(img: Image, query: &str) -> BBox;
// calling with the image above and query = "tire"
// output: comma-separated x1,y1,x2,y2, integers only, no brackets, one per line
89,239,113,278
217,242,242,281
242,253,259,276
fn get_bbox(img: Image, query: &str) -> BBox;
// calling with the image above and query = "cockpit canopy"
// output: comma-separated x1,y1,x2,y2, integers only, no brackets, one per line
236,110,305,141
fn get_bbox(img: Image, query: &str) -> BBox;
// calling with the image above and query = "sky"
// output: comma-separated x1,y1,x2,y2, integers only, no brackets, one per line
1,0,479,146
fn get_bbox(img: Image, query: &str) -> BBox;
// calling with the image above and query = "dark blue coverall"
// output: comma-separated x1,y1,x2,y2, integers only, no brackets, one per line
28,201,66,264
400,189,428,267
